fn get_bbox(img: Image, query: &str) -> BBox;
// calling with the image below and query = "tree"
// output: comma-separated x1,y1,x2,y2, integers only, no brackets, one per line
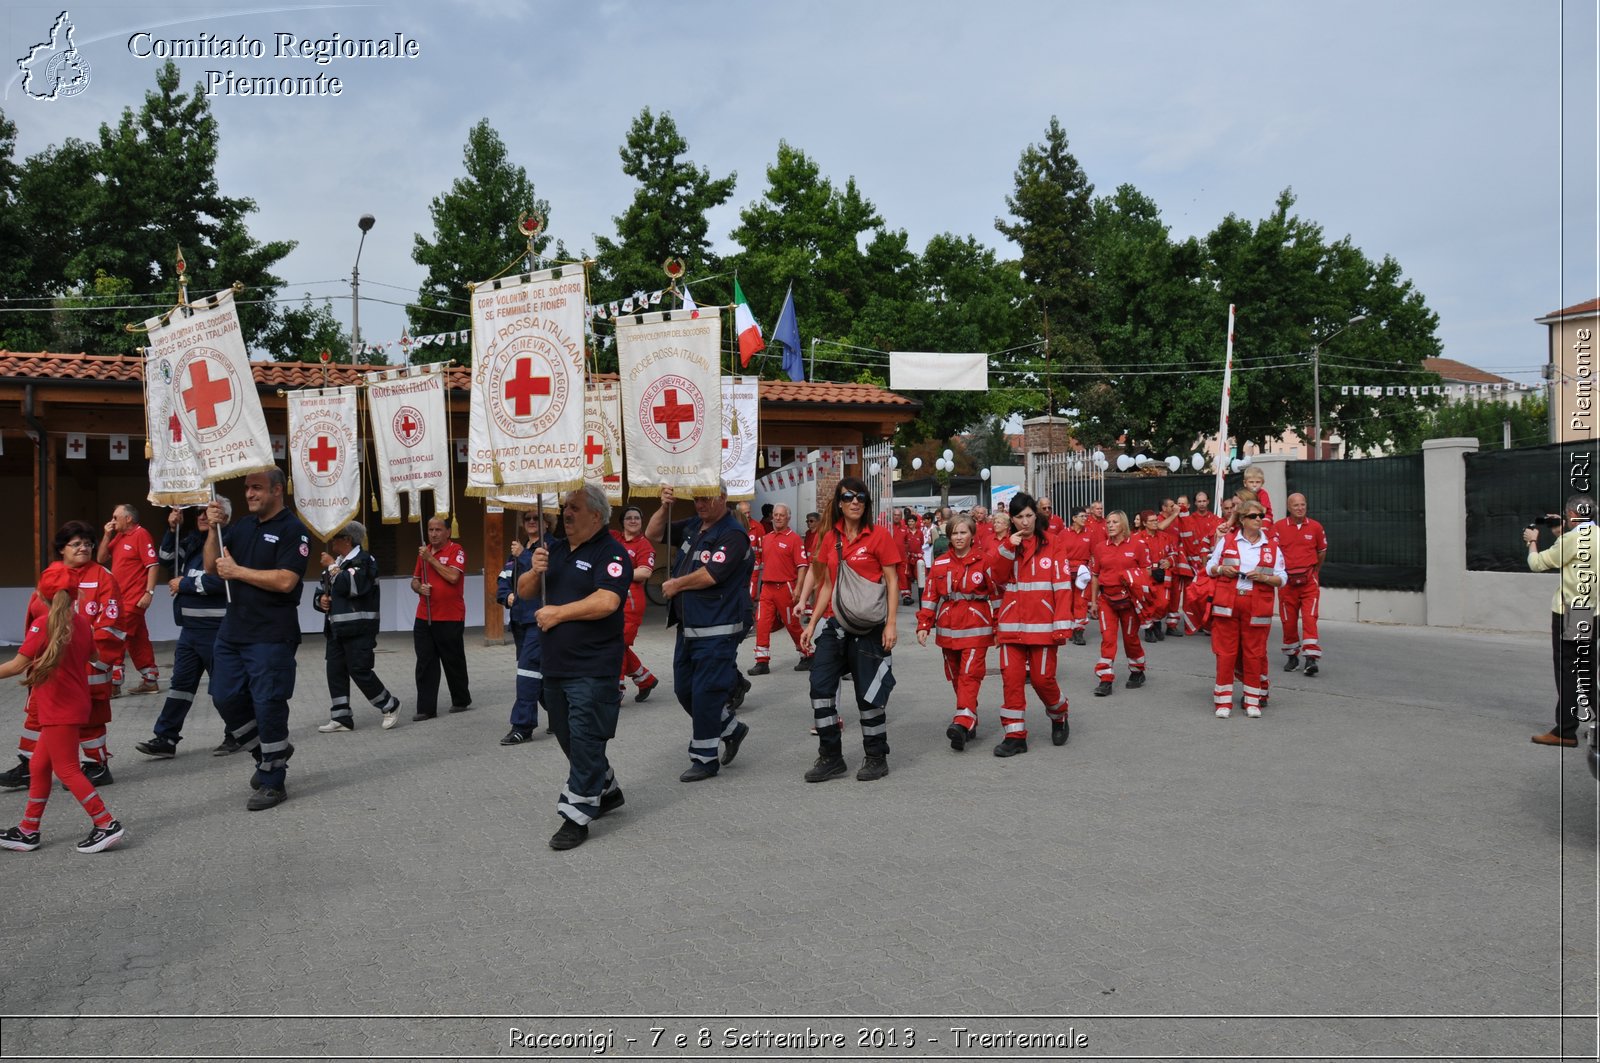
409,118,551,360
260,295,361,364
591,108,735,314
1386,395,1548,454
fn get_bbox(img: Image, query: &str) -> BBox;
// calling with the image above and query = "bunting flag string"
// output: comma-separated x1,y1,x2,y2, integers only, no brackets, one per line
1337,382,1536,397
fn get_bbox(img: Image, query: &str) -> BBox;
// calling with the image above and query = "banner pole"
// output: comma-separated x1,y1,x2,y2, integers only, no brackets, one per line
1214,303,1237,506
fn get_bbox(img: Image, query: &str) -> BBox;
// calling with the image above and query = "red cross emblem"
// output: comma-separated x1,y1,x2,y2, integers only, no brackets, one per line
309,436,338,472
504,358,552,417
182,360,232,431
401,414,418,436
584,435,605,464
68,437,84,455
168,414,183,444
651,388,695,441
111,439,127,456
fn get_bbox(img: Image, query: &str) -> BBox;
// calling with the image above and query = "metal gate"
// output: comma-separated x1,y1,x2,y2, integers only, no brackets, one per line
1028,451,1104,516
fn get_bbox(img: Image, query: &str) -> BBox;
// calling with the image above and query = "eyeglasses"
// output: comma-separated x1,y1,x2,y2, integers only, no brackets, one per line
1240,512,1264,520
838,491,865,503
65,541,94,551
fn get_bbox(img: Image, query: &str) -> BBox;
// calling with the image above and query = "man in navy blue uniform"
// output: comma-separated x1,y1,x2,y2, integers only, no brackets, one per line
645,482,753,783
134,499,233,759
313,522,401,733
204,468,310,811
496,509,551,745
519,485,632,851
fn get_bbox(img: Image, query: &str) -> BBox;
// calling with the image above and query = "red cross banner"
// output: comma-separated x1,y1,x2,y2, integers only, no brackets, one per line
719,375,759,501
142,287,275,486
466,266,587,498
287,386,360,541
615,307,723,497
583,380,624,507
142,328,216,507
366,364,452,524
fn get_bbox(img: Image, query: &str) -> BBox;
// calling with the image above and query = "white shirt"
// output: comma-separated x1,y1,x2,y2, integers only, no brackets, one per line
1207,530,1288,593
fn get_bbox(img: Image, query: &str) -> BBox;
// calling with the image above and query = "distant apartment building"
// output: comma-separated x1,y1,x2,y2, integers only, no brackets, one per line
1535,298,1598,443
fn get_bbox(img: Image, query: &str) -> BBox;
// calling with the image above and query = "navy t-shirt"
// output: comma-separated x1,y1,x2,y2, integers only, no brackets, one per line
541,530,632,679
218,506,310,644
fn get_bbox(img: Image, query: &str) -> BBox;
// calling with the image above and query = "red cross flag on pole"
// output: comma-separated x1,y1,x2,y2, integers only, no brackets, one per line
719,375,759,501
583,379,624,506
366,364,452,524
141,287,267,499
615,306,724,497
466,265,587,498
287,386,360,540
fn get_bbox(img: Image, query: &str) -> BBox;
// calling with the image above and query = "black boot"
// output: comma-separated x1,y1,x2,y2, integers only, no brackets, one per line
1051,718,1070,746
993,736,1028,758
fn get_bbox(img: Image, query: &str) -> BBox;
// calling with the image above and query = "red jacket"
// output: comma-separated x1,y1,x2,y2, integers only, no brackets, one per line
67,563,125,704
992,533,1071,644
1090,535,1153,612
916,547,995,649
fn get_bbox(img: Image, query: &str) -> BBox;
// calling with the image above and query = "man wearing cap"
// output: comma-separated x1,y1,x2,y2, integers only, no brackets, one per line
314,522,402,732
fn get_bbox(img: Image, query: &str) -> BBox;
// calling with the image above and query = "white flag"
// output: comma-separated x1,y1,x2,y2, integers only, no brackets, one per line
145,288,275,484
616,307,723,497
142,345,209,506
466,266,586,497
367,364,451,523
108,435,131,461
584,380,624,506
720,375,759,501
287,386,360,541
66,432,86,460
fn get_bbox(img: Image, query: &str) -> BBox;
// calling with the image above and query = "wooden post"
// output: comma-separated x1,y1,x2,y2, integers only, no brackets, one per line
482,506,505,644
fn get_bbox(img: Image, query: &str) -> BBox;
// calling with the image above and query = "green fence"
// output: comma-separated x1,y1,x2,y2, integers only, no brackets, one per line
1466,442,1595,571
1285,455,1426,591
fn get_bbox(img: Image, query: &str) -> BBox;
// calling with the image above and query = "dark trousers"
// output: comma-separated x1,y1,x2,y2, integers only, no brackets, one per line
510,621,543,730
413,619,470,717
545,676,621,827
672,633,740,765
808,618,894,758
1552,611,1597,739
326,629,395,723
211,638,297,789
153,627,218,742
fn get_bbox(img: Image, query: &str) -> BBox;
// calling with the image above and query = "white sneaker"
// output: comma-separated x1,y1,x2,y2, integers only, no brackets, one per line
317,720,352,733
381,712,398,730
1245,705,1262,718
1214,707,1231,718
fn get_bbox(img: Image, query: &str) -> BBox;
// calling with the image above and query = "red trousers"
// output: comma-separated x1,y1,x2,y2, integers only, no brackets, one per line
1166,575,1192,628
20,698,110,765
18,724,112,834
114,604,159,682
942,646,987,730
998,643,1066,740
620,610,655,687
1095,599,1146,680
1279,580,1321,658
754,583,808,661
1212,610,1271,712
1069,585,1090,632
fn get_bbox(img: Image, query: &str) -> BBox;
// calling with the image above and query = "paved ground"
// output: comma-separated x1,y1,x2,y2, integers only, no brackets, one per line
0,608,1595,1062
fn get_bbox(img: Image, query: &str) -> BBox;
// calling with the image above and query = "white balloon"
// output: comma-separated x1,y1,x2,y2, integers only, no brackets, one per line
1136,453,1150,466
1238,455,1253,468
1116,454,1135,472
888,456,898,470
1230,458,1245,474
1166,456,1181,473
869,462,881,476
1092,449,1105,462
911,457,923,471
1191,453,1205,471
942,448,954,462
1070,459,1083,473
980,468,991,481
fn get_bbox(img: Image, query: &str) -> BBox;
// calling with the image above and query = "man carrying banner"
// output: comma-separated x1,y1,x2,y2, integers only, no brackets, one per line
97,504,161,696
749,504,813,675
135,502,233,759
646,483,754,782
411,518,472,720
205,469,310,810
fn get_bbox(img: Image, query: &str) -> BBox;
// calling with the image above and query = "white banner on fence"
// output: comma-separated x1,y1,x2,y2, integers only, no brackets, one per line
889,351,988,391
584,380,624,506
144,287,275,485
366,364,451,523
720,375,759,501
466,266,587,497
143,345,210,507
616,307,723,497
287,386,360,540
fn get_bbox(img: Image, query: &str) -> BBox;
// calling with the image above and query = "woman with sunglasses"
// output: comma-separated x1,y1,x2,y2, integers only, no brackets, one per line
799,477,902,782
991,492,1072,754
1205,502,1285,718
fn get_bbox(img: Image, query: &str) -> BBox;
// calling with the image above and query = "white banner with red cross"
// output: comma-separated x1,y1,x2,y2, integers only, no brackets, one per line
287,386,360,541
143,287,275,487
366,364,451,524
616,307,723,497
466,266,587,498
142,343,210,507
584,380,624,506
720,375,759,501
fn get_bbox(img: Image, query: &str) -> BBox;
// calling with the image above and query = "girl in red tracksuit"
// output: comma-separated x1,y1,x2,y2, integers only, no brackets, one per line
916,515,995,753
990,492,1072,757
1088,511,1154,696
0,564,125,854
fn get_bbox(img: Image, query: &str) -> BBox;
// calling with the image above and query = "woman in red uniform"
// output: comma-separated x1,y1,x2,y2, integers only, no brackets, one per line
0,564,125,853
1088,511,1153,697
1206,500,1285,718
916,515,994,752
991,492,1072,755
614,506,659,701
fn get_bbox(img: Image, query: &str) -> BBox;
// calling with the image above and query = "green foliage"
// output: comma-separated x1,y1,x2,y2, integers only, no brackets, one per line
261,295,362,364
409,118,551,361
1387,395,1548,454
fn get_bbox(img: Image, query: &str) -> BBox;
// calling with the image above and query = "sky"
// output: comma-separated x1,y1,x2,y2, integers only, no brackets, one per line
3,0,1596,393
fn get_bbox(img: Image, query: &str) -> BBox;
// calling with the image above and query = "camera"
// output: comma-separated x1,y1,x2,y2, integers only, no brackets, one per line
1526,515,1565,531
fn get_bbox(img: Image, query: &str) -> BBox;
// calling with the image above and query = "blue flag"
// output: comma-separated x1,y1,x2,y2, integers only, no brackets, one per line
774,284,803,382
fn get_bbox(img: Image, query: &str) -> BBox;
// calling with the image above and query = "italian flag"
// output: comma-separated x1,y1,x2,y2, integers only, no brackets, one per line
733,278,765,367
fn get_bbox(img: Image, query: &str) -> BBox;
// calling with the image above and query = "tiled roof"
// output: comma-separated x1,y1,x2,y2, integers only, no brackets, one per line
1421,357,1514,386
1539,297,1600,320
0,352,917,409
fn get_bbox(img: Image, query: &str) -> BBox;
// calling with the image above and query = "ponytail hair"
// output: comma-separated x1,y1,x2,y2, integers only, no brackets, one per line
22,591,74,689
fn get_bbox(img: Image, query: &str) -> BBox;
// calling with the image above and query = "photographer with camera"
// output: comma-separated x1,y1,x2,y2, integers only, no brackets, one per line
1524,493,1596,748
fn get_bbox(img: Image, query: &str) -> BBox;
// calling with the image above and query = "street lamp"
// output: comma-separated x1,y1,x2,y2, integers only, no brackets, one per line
1312,314,1367,460
351,213,376,362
